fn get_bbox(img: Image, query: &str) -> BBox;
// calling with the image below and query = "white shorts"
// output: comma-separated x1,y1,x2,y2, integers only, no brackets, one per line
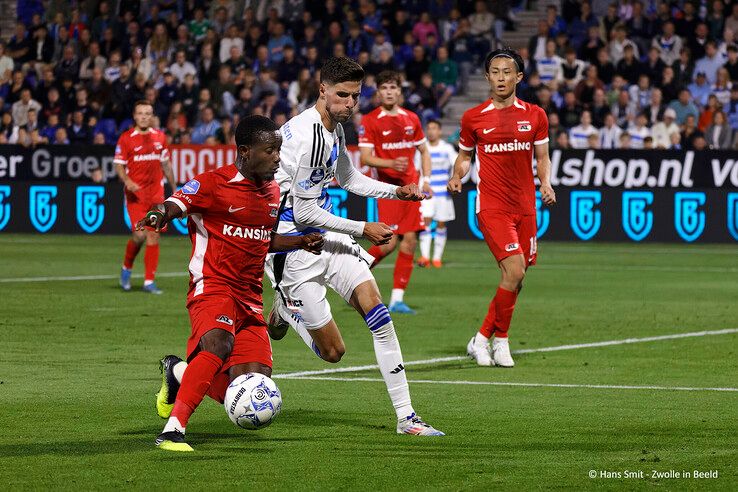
419,195,456,223
265,231,375,330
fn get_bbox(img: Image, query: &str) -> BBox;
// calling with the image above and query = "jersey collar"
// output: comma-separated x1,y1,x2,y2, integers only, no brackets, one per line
377,107,408,118
480,98,526,113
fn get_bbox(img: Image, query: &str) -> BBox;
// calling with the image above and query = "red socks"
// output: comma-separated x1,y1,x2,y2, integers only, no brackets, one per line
479,287,518,338
367,245,386,268
123,240,141,269
393,251,414,290
479,298,496,339
171,351,223,427
144,244,159,282
492,287,518,338
206,372,230,404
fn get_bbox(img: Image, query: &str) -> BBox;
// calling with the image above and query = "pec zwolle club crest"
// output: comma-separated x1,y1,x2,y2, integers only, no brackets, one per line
29,185,58,233
674,192,706,242
76,186,105,233
621,191,653,241
570,190,602,240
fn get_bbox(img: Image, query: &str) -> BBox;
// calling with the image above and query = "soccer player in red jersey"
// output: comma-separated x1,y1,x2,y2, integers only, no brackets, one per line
359,70,432,314
138,116,323,451
114,100,177,294
448,49,556,367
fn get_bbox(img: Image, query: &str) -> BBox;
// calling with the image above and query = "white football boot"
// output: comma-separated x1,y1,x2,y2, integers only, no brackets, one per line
492,337,515,367
466,334,493,366
397,413,445,436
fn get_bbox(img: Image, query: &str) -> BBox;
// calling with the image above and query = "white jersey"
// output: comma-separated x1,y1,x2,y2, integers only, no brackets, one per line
414,140,457,196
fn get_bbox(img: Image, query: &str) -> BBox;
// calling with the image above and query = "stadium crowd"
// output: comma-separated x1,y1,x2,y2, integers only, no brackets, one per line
0,0,737,151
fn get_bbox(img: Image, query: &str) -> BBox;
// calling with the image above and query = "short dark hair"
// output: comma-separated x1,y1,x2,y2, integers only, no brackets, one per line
320,56,364,85
133,100,152,112
235,115,278,147
484,48,524,74
376,70,401,87
426,119,441,128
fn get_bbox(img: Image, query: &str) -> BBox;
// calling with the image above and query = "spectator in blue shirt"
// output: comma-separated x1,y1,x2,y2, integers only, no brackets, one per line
191,106,221,144
668,89,700,125
687,72,712,107
693,41,723,85
267,22,295,64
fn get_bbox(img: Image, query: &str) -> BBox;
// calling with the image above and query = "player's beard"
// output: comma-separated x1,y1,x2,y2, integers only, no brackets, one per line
329,107,354,123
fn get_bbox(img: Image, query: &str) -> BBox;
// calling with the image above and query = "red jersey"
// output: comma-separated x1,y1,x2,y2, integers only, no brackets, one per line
459,98,548,215
113,127,169,200
358,106,426,185
166,165,281,307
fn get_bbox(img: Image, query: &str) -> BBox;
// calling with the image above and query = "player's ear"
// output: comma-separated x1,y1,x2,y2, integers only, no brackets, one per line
319,82,326,99
237,144,249,161
516,71,524,83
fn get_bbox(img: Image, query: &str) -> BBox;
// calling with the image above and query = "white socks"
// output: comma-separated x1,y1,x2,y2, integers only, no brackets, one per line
365,304,414,419
419,227,432,259
163,416,185,434
390,288,405,305
433,227,447,261
173,361,187,383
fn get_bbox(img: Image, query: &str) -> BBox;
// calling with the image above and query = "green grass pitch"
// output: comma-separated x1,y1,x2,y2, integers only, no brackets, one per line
1,234,736,490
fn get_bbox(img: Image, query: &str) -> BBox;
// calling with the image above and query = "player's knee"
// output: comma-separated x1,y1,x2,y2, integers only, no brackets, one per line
502,266,526,289
322,343,345,363
200,330,234,361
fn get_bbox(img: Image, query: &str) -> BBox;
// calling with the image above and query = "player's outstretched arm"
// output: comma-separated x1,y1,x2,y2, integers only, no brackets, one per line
135,202,183,232
447,149,472,193
335,150,401,200
535,142,556,205
270,232,325,255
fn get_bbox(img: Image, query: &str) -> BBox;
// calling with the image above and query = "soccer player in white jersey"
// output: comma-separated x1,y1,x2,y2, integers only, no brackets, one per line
416,120,457,268
265,57,444,436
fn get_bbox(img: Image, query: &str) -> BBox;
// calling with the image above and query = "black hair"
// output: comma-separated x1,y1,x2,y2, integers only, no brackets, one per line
235,115,278,147
376,70,401,87
484,48,524,74
426,119,442,128
320,56,365,85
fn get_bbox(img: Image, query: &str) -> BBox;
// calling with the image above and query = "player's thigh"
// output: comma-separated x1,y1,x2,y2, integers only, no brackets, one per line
477,210,524,263
348,277,383,318
186,294,239,361
324,232,376,304
307,318,345,359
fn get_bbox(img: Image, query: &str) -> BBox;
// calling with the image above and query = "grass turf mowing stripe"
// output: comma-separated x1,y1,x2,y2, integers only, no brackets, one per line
275,328,738,378
275,376,738,393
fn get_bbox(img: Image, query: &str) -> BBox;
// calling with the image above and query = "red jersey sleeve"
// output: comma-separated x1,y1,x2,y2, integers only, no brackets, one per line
458,110,476,152
358,114,375,148
534,106,550,145
412,113,426,146
166,173,214,215
113,134,130,165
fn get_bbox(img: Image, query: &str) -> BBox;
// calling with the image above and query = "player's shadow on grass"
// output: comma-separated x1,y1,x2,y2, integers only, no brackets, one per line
0,440,227,458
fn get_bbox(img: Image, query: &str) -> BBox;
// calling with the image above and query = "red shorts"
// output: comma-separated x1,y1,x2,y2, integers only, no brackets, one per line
186,293,272,372
125,189,165,232
377,199,425,235
477,209,538,265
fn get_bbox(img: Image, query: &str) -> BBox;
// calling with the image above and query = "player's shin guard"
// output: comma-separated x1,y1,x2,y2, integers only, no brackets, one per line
419,227,432,260
365,304,414,419
144,244,160,283
433,228,447,261
123,240,142,269
493,287,518,338
367,245,386,268
167,351,223,430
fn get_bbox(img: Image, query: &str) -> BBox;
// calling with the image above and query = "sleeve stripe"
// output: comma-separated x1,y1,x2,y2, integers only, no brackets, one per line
358,142,374,147
534,137,550,145
317,126,325,167
113,159,127,165
414,137,427,146
309,124,318,168
165,197,188,213
311,123,326,168
458,143,474,151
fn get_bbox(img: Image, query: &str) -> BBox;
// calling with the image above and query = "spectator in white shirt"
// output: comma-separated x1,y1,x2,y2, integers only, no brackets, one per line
609,25,639,65
219,25,244,63
170,49,198,84
627,113,651,149
569,111,600,148
598,113,623,148
651,108,680,149
537,39,564,86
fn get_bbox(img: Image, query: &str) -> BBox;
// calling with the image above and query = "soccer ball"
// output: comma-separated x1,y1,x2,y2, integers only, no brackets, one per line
224,373,282,430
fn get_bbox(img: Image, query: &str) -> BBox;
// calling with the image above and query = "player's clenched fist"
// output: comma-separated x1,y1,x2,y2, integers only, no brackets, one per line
363,222,394,245
447,176,463,194
300,232,325,255
540,184,556,205
396,183,426,201
136,204,167,232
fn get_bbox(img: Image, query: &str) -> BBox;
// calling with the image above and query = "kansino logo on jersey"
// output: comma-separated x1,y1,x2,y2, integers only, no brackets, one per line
482,140,532,153
222,224,272,241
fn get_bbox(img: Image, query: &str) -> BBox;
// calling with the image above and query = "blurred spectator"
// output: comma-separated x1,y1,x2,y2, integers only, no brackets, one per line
191,106,221,144
54,46,80,82
220,25,244,64
79,42,106,81
170,49,197,85
53,126,69,144
429,46,458,110
11,88,42,126
103,51,123,83
698,95,721,132
579,25,604,65
8,22,32,66
555,131,570,149
712,68,733,107
643,47,665,86
559,91,583,128
619,132,632,149
537,40,563,86
469,1,494,49
652,21,682,66
593,47,614,85
681,114,703,149
267,22,295,64
529,20,549,63
694,41,723,85
560,47,587,90
692,134,708,151
413,13,439,46
643,88,665,126
408,73,439,122
0,112,20,143
405,45,430,87
0,42,13,85
668,89,700,125
569,110,598,149
568,1,598,50
599,113,623,149
616,45,642,85
627,113,651,149
67,110,92,144
705,111,733,149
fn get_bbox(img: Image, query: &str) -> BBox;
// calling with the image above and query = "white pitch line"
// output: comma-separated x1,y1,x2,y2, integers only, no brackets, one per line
274,376,738,393
275,328,738,378
0,271,190,283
